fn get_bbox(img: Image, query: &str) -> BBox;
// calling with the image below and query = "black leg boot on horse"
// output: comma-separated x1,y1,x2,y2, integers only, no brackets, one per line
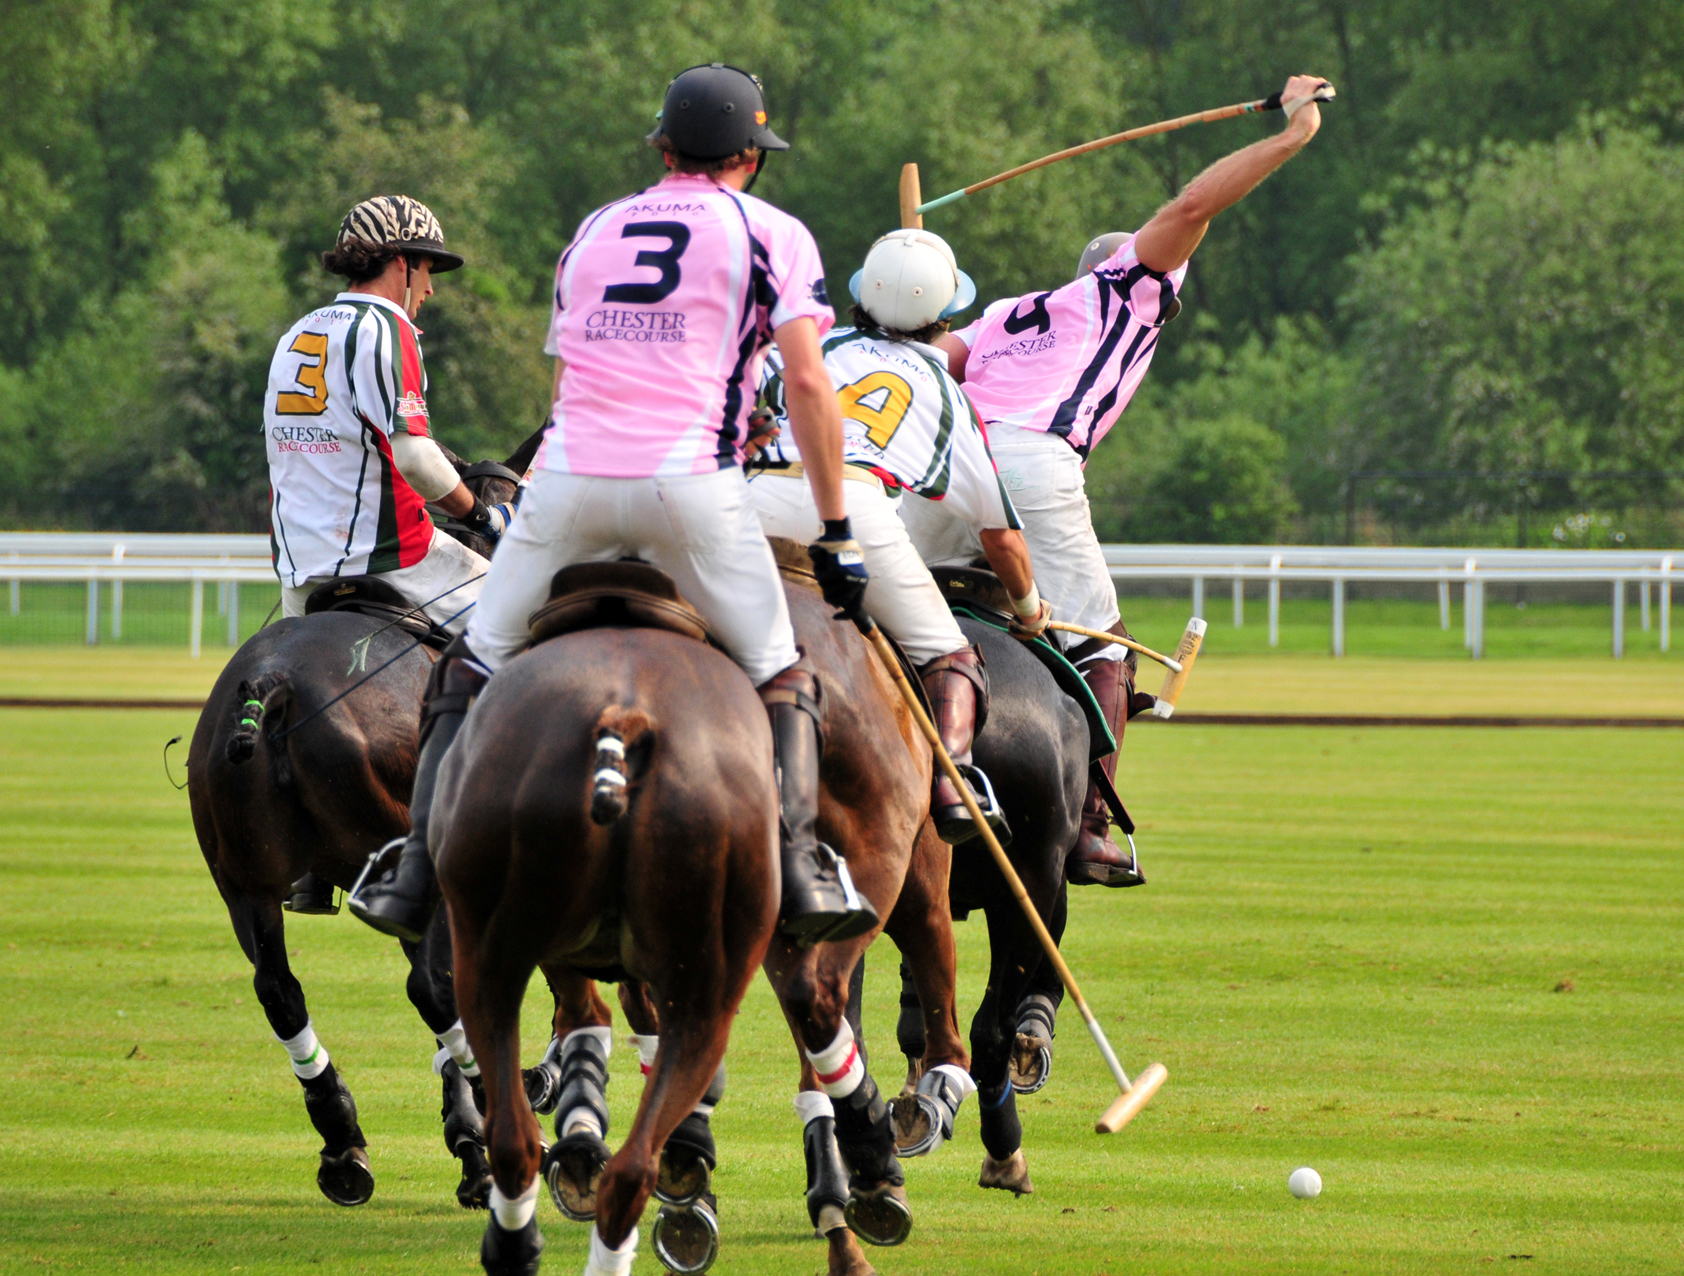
349,638,491,940
919,646,1010,847
759,665,878,946
1067,642,1152,888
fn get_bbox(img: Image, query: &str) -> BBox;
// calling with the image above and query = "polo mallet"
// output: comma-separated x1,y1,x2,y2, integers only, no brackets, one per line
911,83,1336,216
857,615,1167,1133
1150,618,1206,719
1047,621,1181,673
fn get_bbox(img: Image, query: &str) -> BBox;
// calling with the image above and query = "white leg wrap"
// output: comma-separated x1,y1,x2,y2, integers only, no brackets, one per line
585,1223,639,1276
805,1022,865,1099
276,1021,330,1081
436,1019,481,1079
489,1178,538,1232
793,1090,835,1125
627,1032,658,1077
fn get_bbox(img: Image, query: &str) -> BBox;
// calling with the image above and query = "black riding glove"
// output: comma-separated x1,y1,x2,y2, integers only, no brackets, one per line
460,497,513,543
809,518,870,624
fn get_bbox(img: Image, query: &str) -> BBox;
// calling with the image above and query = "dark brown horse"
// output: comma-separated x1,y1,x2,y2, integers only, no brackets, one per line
528,555,972,1276
431,599,782,1275
187,455,522,1209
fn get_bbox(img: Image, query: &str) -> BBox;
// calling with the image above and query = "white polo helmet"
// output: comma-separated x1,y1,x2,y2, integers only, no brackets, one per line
848,229,977,333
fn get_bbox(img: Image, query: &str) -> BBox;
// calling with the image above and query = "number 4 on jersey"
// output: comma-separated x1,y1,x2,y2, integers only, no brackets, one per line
837,371,913,450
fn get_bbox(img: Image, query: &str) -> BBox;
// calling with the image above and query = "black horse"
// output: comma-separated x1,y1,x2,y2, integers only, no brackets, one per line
892,598,1140,1194
186,450,529,1210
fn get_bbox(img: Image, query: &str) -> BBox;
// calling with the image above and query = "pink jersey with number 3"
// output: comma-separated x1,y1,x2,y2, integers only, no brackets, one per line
537,172,834,478
951,234,1187,460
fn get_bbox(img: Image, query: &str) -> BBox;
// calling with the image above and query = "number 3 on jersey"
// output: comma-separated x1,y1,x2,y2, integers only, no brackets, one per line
275,331,329,415
837,371,913,450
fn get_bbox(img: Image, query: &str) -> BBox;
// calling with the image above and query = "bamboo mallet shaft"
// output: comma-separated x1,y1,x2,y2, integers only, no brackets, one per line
1047,621,1181,672
917,84,1335,214
860,618,1163,1129
899,163,923,230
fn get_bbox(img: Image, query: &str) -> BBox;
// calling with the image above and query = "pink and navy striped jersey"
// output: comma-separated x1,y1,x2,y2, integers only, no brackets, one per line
950,234,1186,459
538,172,834,478
264,292,435,586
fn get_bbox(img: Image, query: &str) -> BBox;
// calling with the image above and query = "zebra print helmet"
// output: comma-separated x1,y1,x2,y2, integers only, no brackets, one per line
334,196,464,272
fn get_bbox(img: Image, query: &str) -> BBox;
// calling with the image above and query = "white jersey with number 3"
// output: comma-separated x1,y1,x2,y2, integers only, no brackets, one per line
758,328,1020,531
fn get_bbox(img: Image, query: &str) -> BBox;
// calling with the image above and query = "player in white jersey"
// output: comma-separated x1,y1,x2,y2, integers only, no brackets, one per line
751,229,1053,845
351,65,877,953
908,74,1330,886
265,196,511,633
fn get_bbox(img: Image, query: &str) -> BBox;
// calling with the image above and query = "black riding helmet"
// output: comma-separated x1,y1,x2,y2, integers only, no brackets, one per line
647,63,790,161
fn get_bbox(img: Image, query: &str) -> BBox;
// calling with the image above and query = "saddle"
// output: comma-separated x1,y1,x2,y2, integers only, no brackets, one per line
304,576,452,651
528,561,713,648
931,566,1117,761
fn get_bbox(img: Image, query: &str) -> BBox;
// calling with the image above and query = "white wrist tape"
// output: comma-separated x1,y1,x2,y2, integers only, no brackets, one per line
390,431,460,501
1010,584,1041,619
277,1021,331,1080
627,1032,659,1075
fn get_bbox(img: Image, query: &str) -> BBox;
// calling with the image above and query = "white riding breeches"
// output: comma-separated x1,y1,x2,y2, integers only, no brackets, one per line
463,467,800,683
748,472,969,668
899,425,1123,662
280,526,488,636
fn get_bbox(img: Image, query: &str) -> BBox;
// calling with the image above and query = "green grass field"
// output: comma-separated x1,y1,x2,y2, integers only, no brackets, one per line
3,680,1680,1275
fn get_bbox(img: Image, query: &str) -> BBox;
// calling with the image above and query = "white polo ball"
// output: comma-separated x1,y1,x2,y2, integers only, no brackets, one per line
1288,1166,1322,1199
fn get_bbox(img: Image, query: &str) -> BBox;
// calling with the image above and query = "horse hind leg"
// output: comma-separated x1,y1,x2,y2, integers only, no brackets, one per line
972,906,1040,1197
226,889,373,1206
1009,887,1067,1097
533,969,617,1223
405,910,492,1209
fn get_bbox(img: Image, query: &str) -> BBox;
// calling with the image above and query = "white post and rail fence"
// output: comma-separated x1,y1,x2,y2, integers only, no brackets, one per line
2,534,1677,660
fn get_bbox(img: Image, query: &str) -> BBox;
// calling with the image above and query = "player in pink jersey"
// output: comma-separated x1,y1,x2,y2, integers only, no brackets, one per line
351,66,878,971
907,74,1329,886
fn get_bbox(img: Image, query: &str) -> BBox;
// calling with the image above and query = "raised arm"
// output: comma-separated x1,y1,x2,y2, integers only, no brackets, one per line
1132,74,1327,275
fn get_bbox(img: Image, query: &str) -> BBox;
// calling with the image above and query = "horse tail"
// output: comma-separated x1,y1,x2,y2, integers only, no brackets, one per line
588,705,652,825
226,673,291,766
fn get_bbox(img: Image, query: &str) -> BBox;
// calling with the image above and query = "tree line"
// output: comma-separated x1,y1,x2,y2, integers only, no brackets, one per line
3,0,1682,543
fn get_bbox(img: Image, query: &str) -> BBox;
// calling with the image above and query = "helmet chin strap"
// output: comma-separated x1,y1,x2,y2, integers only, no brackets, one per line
742,149,769,195
402,256,414,318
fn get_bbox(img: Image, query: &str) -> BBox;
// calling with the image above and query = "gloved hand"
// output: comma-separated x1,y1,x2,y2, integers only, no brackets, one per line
1007,596,1053,643
744,406,781,459
809,518,870,624
462,498,515,543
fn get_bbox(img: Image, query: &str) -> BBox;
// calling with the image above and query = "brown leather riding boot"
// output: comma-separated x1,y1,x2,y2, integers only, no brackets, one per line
1067,654,1141,887
919,647,1007,846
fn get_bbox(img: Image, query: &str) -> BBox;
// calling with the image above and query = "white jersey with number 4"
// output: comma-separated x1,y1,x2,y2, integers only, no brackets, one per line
758,328,1020,531
265,291,438,587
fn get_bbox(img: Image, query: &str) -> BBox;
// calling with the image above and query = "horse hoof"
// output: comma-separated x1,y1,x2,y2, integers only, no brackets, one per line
843,1181,911,1247
317,1145,374,1207
651,1195,719,1273
542,1133,608,1222
889,1094,941,1158
979,1149,1034,1196
456,1140,492,1210
1009,1032,1053,1094
480,1214,544,1276
655,1146,711,1207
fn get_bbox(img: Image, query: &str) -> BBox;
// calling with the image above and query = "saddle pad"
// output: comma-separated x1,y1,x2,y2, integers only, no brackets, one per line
927,570,1112,763
302,576,451,650
528,560,712,647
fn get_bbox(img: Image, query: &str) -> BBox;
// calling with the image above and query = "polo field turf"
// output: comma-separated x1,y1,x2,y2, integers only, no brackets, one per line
2,699,1680,1273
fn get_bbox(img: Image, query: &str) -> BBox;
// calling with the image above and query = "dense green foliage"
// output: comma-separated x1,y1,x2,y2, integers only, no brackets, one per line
2,0,1683,538
4,707,1681,1272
